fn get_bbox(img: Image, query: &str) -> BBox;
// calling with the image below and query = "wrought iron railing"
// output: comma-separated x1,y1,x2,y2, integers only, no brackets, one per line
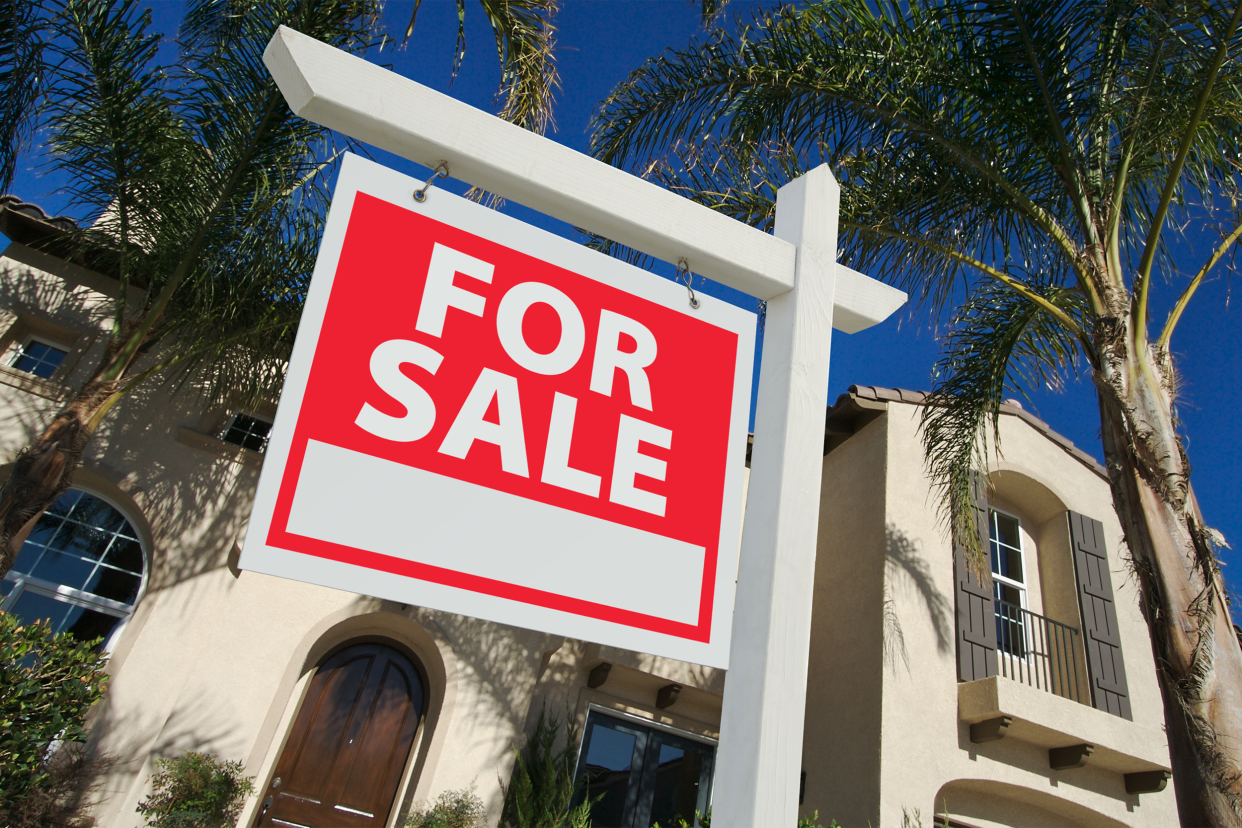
994,599,1085,704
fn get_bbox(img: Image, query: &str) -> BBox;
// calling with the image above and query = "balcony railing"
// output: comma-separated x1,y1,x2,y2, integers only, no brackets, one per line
995,599,1085,704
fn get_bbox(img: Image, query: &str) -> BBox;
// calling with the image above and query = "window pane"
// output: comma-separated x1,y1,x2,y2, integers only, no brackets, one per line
61,604,121,644
648,744,705,828
104,539,144,574
989,512,1024,583
994,582,1023,606
25,514,60,547
580,724,638,827
48,489,83,516
9,591,71,631
994,591,1027,657
11,541,44,573
994,513,1021,549
12,340,67,379
1000,546,1023,582
31,549,96,591
54,521,112,561
222,413,273,453
86,567,141,605
71,495,127,534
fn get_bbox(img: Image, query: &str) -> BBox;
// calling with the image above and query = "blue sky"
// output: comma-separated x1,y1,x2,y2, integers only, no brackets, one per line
6,0,1241,585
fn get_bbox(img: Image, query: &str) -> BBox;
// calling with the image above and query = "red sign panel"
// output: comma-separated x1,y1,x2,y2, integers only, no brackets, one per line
242,154,754,667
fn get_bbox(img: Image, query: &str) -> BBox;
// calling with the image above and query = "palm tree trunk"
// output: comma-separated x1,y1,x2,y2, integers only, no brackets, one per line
0,377,120,578
1097,333,1242,826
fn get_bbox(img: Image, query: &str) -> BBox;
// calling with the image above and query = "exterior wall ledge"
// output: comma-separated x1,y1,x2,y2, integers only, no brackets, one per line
587,642,725,694
175,426,264,469
959,676,1170,775
0,364,70,403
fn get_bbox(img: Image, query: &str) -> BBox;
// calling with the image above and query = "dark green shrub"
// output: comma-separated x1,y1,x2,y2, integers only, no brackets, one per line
404,785,487,828
0,612,110,821
135,752,255,828
500,706,595,828
654,806,841,827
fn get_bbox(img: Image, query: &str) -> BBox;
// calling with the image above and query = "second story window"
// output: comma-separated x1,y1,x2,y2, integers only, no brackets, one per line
220,412,273,453
990,509,1027,656
9,337,68,380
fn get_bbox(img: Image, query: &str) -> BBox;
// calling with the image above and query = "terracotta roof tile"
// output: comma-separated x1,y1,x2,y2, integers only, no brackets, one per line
0,195,78,234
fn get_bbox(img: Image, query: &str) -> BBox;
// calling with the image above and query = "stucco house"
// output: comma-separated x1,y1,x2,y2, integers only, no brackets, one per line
0,197,1177,827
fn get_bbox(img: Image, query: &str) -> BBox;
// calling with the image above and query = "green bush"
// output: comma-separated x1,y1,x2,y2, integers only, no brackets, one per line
654,808,839,828
686,806,947,827
0,611,110,821
404,785,488,828
500,706,595,828
135,752,255,828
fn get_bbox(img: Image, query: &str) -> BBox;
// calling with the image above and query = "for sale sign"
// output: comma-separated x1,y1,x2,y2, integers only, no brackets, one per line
241,153,755,667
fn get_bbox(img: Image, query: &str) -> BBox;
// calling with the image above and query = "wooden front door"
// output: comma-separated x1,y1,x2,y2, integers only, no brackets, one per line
257,642,425,828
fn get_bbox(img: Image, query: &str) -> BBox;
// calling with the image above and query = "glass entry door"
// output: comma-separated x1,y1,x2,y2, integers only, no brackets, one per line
574,709,715,828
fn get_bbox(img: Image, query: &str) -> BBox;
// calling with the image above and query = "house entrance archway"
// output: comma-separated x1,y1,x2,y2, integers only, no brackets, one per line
256,641,425,828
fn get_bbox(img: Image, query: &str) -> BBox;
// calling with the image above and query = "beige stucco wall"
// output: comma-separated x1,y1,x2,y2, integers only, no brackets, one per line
801,413,888,825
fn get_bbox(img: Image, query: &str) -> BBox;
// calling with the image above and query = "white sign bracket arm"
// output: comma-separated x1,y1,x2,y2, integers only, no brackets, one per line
263,25,906,330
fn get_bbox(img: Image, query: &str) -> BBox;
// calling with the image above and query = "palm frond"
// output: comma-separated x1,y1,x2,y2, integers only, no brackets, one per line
0,0,47,193
43,0,190,323
479,0,560,134
590,0,1242,570
403,0,559,134
34,0,380,403
921,280,1089,568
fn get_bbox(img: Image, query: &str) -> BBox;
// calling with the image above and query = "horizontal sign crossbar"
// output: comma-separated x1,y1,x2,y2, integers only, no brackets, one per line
263,26,906,330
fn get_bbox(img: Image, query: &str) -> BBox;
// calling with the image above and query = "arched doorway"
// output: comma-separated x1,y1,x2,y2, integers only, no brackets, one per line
257,642,425,827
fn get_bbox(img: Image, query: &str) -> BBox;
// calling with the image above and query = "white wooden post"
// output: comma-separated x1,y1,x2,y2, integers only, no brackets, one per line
261,26,903,823
713,167,839,826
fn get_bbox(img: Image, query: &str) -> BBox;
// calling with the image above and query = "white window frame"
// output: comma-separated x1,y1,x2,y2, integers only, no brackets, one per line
8,335,70,380
989,507,1027,609
990,507,1034,663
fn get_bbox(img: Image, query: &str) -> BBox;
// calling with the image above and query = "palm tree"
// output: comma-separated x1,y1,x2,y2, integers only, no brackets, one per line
590,1,1242,824
0,0,558,577
0,0,383,577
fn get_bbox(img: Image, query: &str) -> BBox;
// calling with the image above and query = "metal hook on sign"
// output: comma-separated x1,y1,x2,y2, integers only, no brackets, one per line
414,162,450,203
676,259,700,310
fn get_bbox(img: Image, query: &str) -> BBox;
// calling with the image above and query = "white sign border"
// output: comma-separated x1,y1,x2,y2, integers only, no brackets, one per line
240,152,755,668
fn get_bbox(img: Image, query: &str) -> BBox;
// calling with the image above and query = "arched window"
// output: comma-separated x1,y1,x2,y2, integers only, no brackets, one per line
1,488,146,647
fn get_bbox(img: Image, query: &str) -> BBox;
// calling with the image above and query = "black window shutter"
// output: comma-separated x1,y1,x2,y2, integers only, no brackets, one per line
956,472,997,682
1069,511,1133,720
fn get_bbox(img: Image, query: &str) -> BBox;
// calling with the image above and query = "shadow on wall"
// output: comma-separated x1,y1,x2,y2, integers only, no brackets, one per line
885,523,953,662
0,260,112,454
0,256,261,608
90,375,260,601
934,778,1129,827
85,684,246,823
407,606,559,819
